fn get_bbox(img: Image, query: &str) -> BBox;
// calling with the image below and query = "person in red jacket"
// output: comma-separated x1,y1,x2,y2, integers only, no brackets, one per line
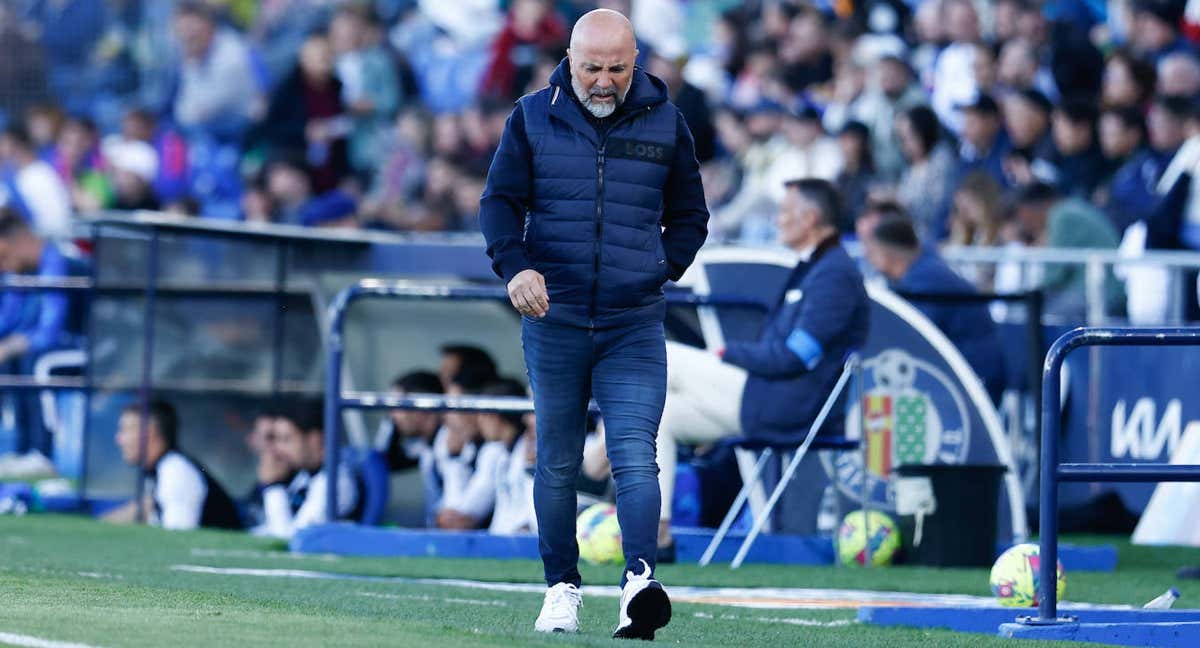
480,0,568,100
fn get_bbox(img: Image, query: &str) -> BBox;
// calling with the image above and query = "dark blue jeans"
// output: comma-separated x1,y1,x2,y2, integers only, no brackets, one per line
522,317,666,588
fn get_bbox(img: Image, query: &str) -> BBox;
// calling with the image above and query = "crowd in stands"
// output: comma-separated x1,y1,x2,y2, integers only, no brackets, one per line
0,2,1196,282
0,1,1197,320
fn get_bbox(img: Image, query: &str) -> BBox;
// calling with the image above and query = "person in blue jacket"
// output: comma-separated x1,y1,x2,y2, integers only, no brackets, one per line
862,216,1007,402
652,178,870,553
477,9,708,640
0,207,88,454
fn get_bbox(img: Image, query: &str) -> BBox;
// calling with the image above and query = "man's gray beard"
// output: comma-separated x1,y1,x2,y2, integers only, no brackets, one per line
571,77,627,118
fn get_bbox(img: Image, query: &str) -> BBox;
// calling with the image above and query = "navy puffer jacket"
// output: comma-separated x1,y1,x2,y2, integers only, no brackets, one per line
480,59,709,328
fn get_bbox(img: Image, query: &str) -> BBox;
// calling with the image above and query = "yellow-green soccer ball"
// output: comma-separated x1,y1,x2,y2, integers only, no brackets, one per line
837,510,901,566
990,543,1066,607
577,503,623,565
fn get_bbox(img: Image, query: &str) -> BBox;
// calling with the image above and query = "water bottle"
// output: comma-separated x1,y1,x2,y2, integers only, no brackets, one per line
1143,588,1180,609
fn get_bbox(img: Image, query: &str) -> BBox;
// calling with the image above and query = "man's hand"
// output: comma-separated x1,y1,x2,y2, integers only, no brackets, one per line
436,508,477,529
507,269,549,318
257,450,291,486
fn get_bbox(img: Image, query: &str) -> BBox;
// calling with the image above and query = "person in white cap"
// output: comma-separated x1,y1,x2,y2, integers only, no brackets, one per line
103,138,160,212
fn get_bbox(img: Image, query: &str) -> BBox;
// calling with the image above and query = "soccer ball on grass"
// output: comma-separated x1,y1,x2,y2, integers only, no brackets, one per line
836,510,901,566
990,543,1066,607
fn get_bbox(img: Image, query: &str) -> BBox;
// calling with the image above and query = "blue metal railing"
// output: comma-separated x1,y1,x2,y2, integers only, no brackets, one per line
1031,327,1200,623
322,279,767,521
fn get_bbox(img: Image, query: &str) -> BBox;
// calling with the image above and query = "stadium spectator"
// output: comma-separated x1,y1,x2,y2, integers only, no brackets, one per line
240,409,282,529
260,157,313,224
480,0,568,100
863,217,1007,401
360,109,433,230
947,172,1006,289
254,34,350,194
330,4,402,177
0,208,86,362
116,109,190,205
100,137,161,212
1012,182,1124,321
727,101,843,244
254,398,358,540
711,99,789,242
431,370,495,530
930,0,982,134
779,7,833,93
379,369,449,527
0,5,48,122
104,399,243,530
1130,0,1190,63
469,377,535,535
957,93,1011,189
1050,98,1107,199
0,207,88,456
46,117,104,211
1097,107,1148,206
388,0,501,114
172,2,264,141
1001,89,1055,185
499,405,538,534
1101,50,1157,111
1156,52,1200,98
22,0,105,118
833,121,874,233
854,47,924,183
22,104,63,158
257,156,355,227
646,48,716,165
996,39,1052,98
894,105,957,242
1107,95,1190,231
383,370,443,472
438,344,498,392
0,125,72,238
654,179,869,557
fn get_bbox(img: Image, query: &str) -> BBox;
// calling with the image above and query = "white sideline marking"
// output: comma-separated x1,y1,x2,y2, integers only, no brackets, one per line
170,564,1135,612
190,548,339,562
356,591,508,607
692,612,855,628
75,572,121,580
0,631,101,648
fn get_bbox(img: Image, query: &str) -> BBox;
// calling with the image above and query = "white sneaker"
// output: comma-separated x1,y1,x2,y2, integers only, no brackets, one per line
534,582,583,633
612,559,671,640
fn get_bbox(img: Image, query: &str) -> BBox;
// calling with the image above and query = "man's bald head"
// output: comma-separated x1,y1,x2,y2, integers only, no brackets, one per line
567,9,638,118
570,9,635,51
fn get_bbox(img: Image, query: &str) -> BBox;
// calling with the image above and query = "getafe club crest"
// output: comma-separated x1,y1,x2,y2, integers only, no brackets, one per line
823,349,971,508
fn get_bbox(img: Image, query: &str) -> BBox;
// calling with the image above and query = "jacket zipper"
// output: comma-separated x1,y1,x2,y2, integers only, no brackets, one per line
590,145,605,327
589,107,651,327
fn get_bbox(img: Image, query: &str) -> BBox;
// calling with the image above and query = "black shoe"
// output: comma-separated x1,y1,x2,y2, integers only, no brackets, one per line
1178,566,1200,580
656,540,676,564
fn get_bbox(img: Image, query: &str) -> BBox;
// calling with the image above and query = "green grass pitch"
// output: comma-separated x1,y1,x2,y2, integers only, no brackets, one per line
1,515,1197,647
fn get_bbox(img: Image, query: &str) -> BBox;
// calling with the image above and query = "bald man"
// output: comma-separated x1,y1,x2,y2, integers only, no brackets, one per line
480,8,708,640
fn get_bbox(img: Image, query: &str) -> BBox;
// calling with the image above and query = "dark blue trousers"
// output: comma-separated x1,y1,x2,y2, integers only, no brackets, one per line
522,317,666,587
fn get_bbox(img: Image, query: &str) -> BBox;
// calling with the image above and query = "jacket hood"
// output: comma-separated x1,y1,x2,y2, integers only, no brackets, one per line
548,57,668,112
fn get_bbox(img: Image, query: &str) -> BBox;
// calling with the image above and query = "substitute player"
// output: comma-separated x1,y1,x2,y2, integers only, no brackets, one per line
479,8,708,640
